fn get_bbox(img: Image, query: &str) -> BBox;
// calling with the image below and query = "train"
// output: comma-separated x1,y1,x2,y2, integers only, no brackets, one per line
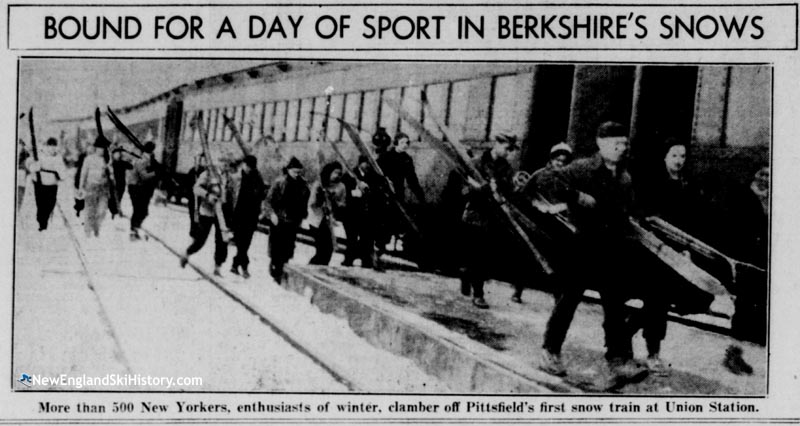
50,60,771,275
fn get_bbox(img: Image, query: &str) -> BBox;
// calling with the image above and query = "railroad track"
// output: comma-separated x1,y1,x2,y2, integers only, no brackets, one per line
56,198,359,392
56,200,134,375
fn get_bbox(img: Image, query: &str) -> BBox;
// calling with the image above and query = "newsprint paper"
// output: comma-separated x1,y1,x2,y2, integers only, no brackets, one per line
1,0,798,424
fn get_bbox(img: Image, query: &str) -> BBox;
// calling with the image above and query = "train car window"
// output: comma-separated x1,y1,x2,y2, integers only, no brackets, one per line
450,78,492,145
361,91,380,137
180,111,189,141
242,104,253,142
234,105,245,141
197,109,206,140
311,96,328,140
327,94,345,142
251,103,263,142
400,85,423,142
298,97,314,141
724,66,770,147
343,93,362,138
192,110,201,144
423,83,448,141
208,108,218,141
273,101,287,142
490,73,534,143
261,102,274,141
380,88,402,137
213,108,224,141
448,81,469,144
285,99,300,142
201,109,210,137
221,106,234,142
223,107,231,141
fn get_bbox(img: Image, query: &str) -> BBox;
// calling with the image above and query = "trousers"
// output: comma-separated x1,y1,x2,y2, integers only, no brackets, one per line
186,215,228,266
232,223,257,270
34,184,58,230
129,184,155,230
309,217,336,265
542,235,636,362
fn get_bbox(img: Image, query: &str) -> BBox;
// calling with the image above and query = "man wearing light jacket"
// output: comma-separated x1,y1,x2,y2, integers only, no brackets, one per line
27,137,66,231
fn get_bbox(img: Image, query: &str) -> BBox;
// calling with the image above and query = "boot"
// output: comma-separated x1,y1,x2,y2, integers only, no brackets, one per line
538,349,567,377
472,297,489,309
511,288,523,304
607,358,649,391
270,263,282,283
646,355,670,377
723,345,753,375
460,279,471,297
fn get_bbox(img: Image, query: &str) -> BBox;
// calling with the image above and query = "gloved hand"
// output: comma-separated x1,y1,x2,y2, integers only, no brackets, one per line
577,191,597,208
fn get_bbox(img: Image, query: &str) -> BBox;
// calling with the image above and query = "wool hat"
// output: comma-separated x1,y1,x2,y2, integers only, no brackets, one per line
494,133,519,150
550,142,573,158
596,121,627,139
286,156,303,170
372,127,391,150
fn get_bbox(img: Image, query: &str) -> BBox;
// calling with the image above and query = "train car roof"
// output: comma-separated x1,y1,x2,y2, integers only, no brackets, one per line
50,60,335,124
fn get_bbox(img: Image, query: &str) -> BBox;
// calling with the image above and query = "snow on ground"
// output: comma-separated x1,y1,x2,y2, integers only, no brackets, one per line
13,181,447,392
146,198,449,393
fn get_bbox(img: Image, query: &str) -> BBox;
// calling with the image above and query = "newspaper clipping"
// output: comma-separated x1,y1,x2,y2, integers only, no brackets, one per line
1,0,798,424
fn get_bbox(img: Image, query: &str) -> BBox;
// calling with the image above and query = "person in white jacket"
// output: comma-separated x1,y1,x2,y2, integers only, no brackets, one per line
77,137,112,238
26,138,66,231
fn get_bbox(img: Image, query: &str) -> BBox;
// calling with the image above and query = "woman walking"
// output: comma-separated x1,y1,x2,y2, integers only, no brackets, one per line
308,161,347,265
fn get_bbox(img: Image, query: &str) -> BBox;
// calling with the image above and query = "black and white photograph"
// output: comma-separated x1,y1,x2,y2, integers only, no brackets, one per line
13,59,770,396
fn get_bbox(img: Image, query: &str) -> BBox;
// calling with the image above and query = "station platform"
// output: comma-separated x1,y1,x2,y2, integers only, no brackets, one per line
282,265,766,394
139,194,767,394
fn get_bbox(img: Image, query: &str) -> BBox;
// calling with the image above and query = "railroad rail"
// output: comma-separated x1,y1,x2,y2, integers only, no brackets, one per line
55,198,359,392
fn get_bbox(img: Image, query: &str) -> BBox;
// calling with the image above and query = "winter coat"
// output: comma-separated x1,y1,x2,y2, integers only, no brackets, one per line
461,150,513,228
230,168,267,224
267,174,310,225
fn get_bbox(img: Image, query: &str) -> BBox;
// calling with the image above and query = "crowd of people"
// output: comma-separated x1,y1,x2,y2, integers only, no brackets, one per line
18,117,768,388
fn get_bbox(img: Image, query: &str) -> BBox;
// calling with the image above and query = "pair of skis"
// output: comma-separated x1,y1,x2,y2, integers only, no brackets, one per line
27,108,42,186
91,107,121,217
382,94,554,275
644,216,765,293
335,119,423,238
105,107,148,153
190,111,234,242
